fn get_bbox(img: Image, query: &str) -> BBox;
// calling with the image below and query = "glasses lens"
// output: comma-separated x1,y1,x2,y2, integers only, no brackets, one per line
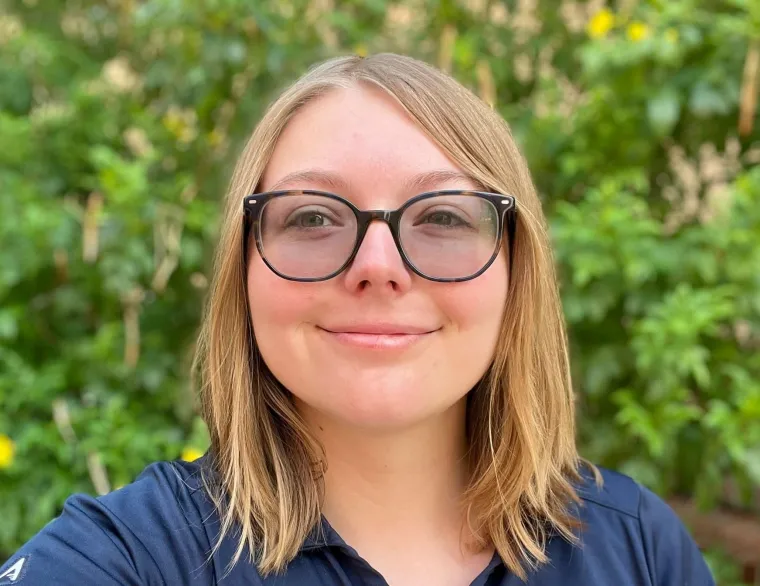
259,194,357,279
399,194,500,279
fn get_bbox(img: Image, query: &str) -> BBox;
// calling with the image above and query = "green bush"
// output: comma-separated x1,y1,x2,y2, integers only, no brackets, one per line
1,0,758,581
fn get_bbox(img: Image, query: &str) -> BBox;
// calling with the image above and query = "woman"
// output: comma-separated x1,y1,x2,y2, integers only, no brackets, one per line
1,53,714,586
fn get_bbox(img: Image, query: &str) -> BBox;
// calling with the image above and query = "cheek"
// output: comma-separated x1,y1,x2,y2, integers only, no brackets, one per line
247,255,317,347
247,255,331,406
439,255,508,339
431,255,508,385
249,245,327,310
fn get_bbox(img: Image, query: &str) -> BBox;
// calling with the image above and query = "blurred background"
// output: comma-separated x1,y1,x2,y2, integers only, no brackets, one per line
1,0,759,582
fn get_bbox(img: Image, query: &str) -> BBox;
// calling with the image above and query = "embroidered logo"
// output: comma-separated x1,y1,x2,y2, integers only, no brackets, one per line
0,556,28,584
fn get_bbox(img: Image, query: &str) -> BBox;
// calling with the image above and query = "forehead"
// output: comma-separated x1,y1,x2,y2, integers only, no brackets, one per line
259,85,482,202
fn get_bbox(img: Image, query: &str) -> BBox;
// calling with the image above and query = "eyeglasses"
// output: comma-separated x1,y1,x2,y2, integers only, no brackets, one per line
242,189,516,283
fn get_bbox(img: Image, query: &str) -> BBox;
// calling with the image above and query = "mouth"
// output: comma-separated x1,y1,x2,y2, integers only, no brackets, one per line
316,324,440,350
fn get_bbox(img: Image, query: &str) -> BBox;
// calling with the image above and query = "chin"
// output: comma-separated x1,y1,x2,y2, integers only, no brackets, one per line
333,402,437,432
304,374,462,431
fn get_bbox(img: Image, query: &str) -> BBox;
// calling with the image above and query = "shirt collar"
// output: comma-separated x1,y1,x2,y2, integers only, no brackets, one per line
300,515,505,583
193,453,506,576
300,515,348,551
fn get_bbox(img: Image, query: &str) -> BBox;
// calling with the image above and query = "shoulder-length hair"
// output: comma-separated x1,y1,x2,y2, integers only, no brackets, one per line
195,52,592,581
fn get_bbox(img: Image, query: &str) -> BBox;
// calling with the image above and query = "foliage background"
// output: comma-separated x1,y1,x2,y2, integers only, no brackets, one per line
1,0,758,582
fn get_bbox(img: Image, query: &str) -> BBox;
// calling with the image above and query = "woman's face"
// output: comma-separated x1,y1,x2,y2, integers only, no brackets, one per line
248,85,508,431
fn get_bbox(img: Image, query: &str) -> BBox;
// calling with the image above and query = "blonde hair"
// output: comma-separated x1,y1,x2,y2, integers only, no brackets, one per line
195,53,594,580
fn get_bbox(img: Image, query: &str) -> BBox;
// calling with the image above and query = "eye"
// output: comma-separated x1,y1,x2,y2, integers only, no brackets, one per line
285,208,338,228
414,206,470,228
297,212,330,227
416,209,469,227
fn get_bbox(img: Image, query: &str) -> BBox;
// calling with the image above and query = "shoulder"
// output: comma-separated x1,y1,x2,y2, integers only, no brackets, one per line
574,464,690,533
566,464,715,585
0,457,221,586
95,456,211,529
574,464,644,517
76,457,220,580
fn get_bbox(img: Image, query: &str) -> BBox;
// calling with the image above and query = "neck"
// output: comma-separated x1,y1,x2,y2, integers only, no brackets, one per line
299,397,473,549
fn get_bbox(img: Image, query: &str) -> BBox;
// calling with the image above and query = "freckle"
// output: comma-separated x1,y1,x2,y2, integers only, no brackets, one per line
319,426,324,431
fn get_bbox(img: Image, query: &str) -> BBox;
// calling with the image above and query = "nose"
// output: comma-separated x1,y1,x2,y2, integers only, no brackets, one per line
341,221,413,294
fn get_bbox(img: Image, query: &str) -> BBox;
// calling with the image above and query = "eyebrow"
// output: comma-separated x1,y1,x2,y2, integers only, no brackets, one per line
403,169,487,193
268,169,353,193
267,168,487,194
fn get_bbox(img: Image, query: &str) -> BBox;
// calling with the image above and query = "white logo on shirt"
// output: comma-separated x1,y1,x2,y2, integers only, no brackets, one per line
0,557,27,583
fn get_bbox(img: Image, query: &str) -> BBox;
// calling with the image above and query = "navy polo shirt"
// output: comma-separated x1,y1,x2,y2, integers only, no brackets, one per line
1,457,715,585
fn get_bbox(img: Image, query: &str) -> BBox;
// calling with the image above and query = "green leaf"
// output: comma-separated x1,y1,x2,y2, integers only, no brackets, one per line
689,83,732,117
647,89,681,134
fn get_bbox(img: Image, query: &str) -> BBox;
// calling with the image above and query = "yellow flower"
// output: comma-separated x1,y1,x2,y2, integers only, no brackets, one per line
627,21,650,42
587,9,615,39
181,447,204,462
665,28,679,43
162,106,197,144
0,434,15,469
208,129,224,148
162,111,186,138
354,43,368,58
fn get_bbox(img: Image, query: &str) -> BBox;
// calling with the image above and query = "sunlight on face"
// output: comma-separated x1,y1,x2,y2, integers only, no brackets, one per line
248,84,508,431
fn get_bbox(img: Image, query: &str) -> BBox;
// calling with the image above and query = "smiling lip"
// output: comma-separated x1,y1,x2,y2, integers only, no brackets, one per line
317,324,439,350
